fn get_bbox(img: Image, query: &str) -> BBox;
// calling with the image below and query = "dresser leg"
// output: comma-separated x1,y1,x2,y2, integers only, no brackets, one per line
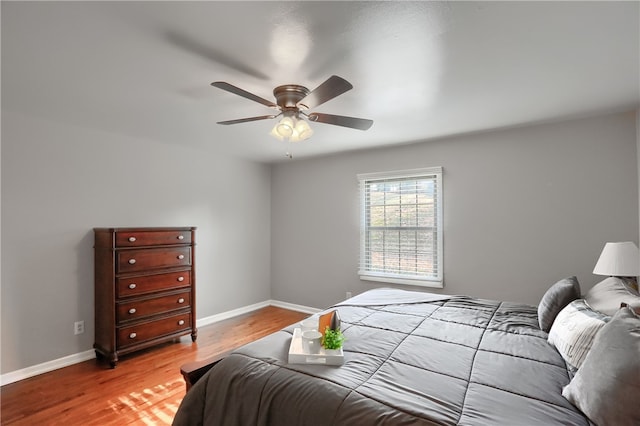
95,349,118,368
108,354,118,369
191,329,198,342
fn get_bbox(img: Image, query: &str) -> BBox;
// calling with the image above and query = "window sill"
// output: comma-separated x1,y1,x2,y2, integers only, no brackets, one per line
359,274,444,289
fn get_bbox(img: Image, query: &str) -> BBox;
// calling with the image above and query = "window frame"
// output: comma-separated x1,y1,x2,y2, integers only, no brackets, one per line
358,167,443,288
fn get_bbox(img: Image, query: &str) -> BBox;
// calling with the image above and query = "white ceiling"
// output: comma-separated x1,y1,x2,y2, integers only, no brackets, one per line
3,1,639,163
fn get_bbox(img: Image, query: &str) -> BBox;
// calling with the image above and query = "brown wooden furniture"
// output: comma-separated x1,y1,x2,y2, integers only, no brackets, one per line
94,227,197,367
180,349,232,392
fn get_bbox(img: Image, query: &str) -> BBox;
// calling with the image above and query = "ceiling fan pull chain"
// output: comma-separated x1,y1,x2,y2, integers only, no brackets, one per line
286,140,295,159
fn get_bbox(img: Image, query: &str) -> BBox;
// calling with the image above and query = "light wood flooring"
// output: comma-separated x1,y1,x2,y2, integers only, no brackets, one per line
1,306,308,425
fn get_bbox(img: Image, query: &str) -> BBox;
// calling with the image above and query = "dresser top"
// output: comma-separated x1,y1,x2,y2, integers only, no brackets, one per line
94,227,196,232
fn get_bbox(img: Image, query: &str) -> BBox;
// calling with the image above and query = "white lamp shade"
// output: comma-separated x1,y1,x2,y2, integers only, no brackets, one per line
593,242,640,276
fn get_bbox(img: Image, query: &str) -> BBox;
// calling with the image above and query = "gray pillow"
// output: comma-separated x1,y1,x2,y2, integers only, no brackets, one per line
562,306,640,426
584,277,640,316
538,276,581,332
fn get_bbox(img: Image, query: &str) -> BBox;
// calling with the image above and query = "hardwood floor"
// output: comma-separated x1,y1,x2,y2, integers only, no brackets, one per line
1,306,308,425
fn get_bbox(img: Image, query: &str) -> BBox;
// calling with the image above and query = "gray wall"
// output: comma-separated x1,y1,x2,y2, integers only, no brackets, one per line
2,109,638,375
1,111,272,374
271,112,639,309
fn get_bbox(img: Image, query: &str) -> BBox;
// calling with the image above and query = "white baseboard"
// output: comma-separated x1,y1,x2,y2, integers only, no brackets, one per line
195,300,271,328
1,299,322,386
0,349,96,386
195,299,320,328
269,299,321,314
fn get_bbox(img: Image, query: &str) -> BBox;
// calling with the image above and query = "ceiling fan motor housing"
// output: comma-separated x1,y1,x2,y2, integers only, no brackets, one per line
273,85,311,110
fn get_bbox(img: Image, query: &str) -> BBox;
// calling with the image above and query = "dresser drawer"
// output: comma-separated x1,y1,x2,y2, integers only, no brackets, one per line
115,230,192,247
117,270,190,298
117,247,191,273
117,291,191,323
117,312,191,349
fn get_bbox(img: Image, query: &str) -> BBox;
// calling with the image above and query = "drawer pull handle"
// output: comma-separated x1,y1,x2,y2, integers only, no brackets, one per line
177,276,185,282
128,236,137,242
177,254,185,260
128,283,137,289
129,332,137,339
178,320,185,326
128,259,136,265
128,308,136,314
178,298,185,304
177,235,184,240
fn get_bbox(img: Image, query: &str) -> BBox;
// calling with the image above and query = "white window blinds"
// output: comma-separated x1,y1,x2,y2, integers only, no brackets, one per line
358,167,443,287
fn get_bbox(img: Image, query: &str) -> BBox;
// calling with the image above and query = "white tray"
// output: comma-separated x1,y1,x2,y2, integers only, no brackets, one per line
287,328,344,365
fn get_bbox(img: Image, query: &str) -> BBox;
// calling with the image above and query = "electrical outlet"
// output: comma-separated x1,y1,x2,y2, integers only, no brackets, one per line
74,321,85,335
346,291,352,299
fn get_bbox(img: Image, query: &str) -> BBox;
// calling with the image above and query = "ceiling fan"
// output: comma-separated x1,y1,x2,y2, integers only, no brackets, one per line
210,75,373,142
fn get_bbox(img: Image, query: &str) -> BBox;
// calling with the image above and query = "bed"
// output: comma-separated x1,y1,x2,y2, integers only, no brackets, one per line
172,287,609,425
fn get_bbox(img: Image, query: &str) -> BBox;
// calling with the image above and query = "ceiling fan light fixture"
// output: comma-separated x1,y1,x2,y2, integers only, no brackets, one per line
269,126,285,141
295,118,313,140
270,114,313,142
275,116,295,138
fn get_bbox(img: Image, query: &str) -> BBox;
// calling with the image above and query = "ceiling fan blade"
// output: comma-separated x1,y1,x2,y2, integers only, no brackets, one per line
298,75,353,109
307,112,373,130
217,114,278,125
211,82,278,108
165,31,270,80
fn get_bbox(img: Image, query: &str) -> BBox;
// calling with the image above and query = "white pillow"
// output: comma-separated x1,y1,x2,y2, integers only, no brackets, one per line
584,277,640,316
547,299,609,370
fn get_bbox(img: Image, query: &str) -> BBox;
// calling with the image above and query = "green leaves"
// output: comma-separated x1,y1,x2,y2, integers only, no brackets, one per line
322,327,345,350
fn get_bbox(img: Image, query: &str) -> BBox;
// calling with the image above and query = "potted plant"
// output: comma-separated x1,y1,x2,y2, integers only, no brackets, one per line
322,327,345,353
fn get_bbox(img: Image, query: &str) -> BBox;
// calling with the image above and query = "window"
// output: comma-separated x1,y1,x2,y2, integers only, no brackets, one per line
358,167,443,287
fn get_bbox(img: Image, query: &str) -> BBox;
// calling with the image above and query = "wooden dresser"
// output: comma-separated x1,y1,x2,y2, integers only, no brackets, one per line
94,227,197,367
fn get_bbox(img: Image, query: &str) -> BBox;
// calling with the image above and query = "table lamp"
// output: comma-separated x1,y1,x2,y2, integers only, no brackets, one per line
593,241,640,291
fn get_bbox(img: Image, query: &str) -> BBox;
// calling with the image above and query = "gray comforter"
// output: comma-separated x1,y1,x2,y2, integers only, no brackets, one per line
173,289,589,425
